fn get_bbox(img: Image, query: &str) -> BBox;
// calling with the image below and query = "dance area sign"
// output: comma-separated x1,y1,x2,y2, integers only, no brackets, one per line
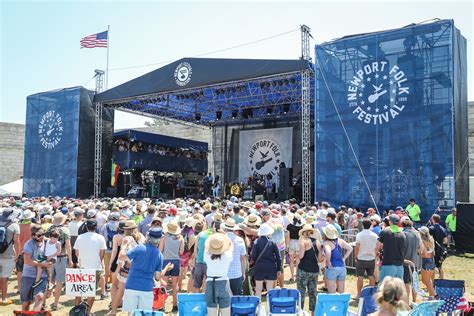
239,127,293,180
65,268,96,297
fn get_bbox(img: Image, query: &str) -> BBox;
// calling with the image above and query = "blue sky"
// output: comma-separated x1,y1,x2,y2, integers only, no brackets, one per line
1,0,472,129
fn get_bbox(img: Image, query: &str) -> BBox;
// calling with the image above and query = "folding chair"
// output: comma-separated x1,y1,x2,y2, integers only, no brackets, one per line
408,300,445,316
132,310,164,316
267,288,301,315
231,296,260,316
177,293,207,316
314,293,351,316
357,286,378,316
435,279,466,316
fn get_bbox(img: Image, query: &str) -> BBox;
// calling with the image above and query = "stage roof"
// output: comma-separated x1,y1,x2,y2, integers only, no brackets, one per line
96,57,314,125
114,128,208,152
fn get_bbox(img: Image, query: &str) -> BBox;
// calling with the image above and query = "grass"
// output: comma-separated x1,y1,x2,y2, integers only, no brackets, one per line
2,253,473,315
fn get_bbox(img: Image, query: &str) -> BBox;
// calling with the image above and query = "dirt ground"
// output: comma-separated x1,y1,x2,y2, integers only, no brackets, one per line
2,253,473,315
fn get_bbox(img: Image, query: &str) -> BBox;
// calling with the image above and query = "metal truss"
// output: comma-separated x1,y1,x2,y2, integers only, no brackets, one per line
102,71,314,126
301,25,312,204
94,70,105,198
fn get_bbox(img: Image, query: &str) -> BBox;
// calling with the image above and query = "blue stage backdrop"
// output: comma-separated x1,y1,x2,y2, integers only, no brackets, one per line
24,87,114,197
315,20,468,220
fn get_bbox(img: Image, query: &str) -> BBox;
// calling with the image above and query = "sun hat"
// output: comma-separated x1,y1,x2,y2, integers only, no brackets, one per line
292,213,304,226
184,217,195,227
243,201,253,209
19,209,35,220
193,221,204,234
109,212,120,221
52,212,67,226
165,221,181,235
205,233,231,255
212,212,223,222
299,224,315,237
148,227,163,239
257,223,274,236
244,214,261,226
370,214,381,223
222,218,238,231
322,224,339,240
419,226,430,235
178,211,187,223
123,220,137,230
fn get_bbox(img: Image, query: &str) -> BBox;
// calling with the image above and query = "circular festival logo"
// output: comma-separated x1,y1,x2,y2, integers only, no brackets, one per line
247,139,282,177
347,61,410,125
174,62,192,86
38,110,63,149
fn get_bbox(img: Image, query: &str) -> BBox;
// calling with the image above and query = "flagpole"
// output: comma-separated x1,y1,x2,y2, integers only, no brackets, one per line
106,25,110,90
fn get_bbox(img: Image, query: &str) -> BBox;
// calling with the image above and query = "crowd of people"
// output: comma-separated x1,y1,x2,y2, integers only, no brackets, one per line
114,138,207,160
0,195,457,315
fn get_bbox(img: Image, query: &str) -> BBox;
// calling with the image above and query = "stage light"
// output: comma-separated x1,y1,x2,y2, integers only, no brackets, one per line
283,103,290,114
267,106,274,115
195,113,201,121
216,111,222,120
232,110,238,119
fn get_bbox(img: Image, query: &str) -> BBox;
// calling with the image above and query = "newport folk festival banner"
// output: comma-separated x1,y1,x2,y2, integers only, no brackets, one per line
238,127,293,181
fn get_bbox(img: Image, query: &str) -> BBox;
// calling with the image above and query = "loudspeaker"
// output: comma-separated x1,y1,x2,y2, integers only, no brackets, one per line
456,203,474,253
278,168,293,200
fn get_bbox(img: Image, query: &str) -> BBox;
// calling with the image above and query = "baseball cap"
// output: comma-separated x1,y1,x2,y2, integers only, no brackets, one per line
148,227,163,239
60,207,68,214
85,219,97,229
86,209,97,218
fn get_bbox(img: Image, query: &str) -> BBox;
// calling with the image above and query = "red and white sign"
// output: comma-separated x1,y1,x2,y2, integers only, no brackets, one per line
65,269,96,297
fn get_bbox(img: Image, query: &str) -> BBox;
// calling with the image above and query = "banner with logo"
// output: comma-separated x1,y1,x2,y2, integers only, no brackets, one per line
238,127,293,181
315,20,467,220
65,268,96,297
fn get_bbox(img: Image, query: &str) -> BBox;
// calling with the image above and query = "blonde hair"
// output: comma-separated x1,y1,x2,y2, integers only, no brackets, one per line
375,277,408,313
419,227,434,252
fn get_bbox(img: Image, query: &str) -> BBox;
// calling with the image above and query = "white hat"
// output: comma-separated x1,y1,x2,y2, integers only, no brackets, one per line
19,209,34,220
257,223,274,236
370,214,381,223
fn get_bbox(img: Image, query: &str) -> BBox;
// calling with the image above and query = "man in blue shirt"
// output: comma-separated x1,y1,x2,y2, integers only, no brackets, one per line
429,214,447,279
122,227,170,313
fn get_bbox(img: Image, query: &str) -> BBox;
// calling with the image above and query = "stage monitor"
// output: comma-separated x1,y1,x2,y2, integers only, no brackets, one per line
456,203,474,253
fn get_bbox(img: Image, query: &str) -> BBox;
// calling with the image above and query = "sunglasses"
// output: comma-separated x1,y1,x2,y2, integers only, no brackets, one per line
35,233,44,238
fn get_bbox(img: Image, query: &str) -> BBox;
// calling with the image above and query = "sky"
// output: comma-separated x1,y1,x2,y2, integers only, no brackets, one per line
1,0,472,129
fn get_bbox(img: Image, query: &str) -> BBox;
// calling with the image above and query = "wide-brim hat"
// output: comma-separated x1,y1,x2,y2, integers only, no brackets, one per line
184,217,195,227
212,212,223,222
299,224,315,237
52,212,67,226
19,209,34,220
257,223,274,236
323,225,339,240
222,218,238,231
123,220,137,230
243,201,253,209
165,221,181,235
205,233,231,255
244,214,261,226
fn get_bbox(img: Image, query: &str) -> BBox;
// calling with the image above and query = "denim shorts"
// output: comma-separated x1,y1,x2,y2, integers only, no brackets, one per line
20,276,48,303
380,265,404,283
163,259,180,277
205,278,231,308
325,266,347,281
422,258,436,271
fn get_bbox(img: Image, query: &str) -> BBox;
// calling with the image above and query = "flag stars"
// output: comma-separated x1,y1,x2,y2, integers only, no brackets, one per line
375,108,380,113
367,107,371,111
367,77,371,82
359,93,363,97
383,75,388,80
361,101,365,105
392,89,396,93
384,105,388,109
361,84,365,88
375,74,380,78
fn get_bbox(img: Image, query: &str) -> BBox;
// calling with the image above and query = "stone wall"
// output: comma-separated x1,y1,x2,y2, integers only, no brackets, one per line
0,123,25,185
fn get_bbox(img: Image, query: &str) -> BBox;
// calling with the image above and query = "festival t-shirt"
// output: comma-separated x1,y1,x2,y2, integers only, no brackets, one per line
126,243,163,292
378,227,406,266
22,239,47,278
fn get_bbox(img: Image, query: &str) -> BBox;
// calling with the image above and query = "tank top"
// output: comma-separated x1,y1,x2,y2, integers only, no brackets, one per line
298,238,319,273
329,239,345,267
162,234,181,260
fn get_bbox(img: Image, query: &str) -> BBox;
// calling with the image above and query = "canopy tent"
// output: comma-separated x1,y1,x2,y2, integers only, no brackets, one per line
114,129,208,152
95,57,314,125
0,179,23,197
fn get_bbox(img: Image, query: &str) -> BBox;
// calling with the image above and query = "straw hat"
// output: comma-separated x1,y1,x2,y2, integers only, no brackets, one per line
52,212,67,226
212,212,223,222
222,218,238,231
165,221,181,235
205,233,231,255
123,220,137,230
184,217,195,227
298,224,315,237
244,214,261,226
257,223,274,236
322,225,339,240
243,201,253,209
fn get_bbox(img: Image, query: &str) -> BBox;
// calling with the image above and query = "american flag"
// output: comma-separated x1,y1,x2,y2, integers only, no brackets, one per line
80,30,108,48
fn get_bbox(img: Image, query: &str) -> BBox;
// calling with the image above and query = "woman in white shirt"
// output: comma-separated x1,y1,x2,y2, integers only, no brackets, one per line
204,232,233,316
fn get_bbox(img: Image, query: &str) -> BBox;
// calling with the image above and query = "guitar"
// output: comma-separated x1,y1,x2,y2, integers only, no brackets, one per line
256,158,273,170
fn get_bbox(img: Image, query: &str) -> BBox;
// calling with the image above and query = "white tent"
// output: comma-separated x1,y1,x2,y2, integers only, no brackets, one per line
0,179,23,197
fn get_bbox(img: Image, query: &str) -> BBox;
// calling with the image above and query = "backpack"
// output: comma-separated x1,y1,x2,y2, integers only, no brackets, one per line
106,223,118,250
0,220,12,254
78,222,88,235
69,302,89,316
